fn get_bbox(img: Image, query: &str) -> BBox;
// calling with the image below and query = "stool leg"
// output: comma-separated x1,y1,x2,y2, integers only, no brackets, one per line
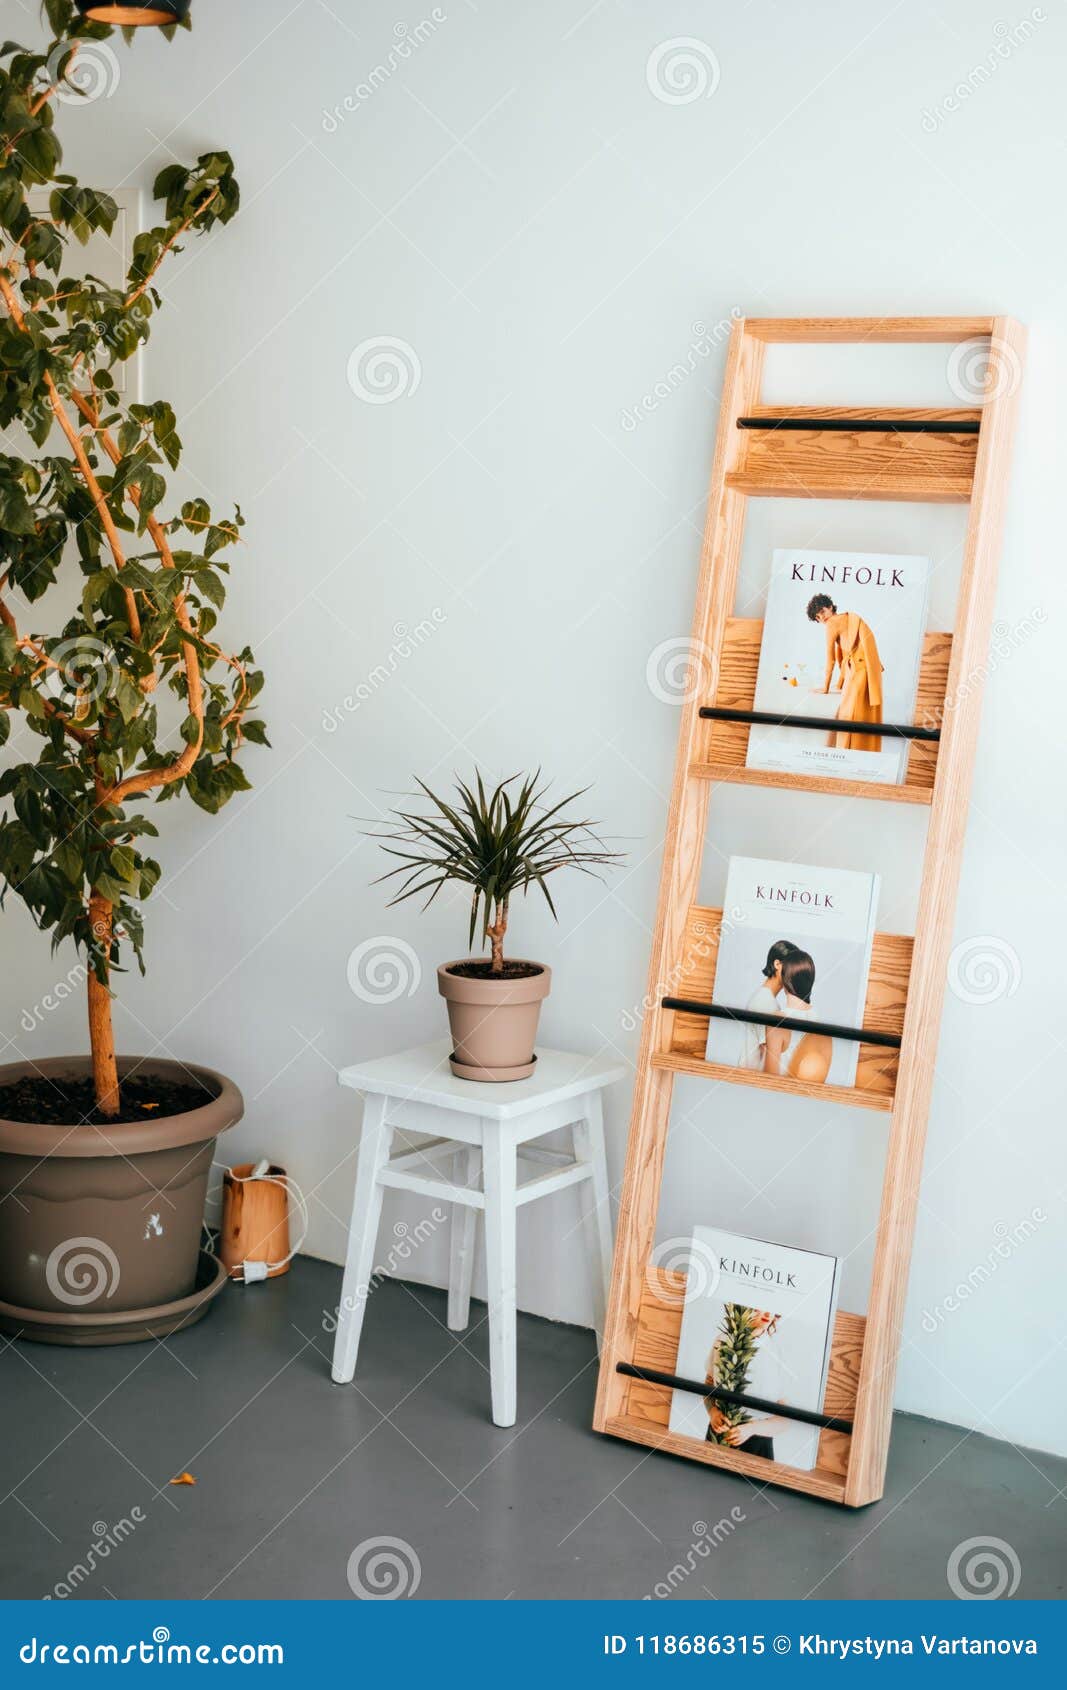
574,1094,613,1353
448,1145,480,1331
331,1094,393,1383
482,1125,517,1427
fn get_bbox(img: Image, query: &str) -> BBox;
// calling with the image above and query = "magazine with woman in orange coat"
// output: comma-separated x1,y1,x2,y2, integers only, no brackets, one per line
807,593,884,753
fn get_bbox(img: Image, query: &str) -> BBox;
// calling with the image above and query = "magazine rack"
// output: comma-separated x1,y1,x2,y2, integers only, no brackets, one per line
592,315,1025,1506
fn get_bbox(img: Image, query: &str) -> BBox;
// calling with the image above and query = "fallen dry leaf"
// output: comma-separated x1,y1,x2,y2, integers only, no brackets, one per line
169,1472,197,1486
140,1102,160,1111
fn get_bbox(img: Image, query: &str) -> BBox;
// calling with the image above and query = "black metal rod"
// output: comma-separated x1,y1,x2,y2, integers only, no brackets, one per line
699,704,940,742
737,415,979,435
662,997,901,1050
617,1362,853,1434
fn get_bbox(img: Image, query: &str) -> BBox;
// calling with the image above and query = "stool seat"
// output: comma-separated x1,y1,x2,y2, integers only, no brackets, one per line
330,1039,623,1426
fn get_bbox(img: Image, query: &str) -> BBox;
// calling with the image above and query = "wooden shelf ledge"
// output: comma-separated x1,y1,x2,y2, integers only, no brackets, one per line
657,904,911,1109
602,1415,849,1502
651,1049,894,1111
742,317,996,343
688,761,936,805
600,1267,866,1502
697,618,950,802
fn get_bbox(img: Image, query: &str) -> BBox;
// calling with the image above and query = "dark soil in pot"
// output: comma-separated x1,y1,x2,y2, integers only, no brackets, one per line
0,1056,241,1345
445,960,545,981
0,1071,220,1127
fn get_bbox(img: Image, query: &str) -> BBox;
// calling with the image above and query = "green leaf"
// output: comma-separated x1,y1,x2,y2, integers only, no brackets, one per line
109,844,138,882
90,871,128,905
18,687,46,719
197,568,225,608
114,673,143,724
53,837,83,884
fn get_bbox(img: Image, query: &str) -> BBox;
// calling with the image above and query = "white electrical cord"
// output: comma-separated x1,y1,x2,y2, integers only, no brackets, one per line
230,1160,309,1284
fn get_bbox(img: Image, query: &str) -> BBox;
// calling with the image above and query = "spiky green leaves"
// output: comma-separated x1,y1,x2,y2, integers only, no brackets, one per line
369,770,622,959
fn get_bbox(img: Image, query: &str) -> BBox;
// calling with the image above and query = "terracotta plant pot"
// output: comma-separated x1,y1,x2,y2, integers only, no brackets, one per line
0,1056,241,1346
437,960,551,1081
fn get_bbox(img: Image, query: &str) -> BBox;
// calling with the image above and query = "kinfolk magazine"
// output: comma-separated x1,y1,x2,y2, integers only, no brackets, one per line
705,856,880,1089
747,548,931,785
669,1227,842,1471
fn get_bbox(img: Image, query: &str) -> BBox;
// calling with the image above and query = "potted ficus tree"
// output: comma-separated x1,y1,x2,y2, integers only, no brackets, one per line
0,4,266,1342
370,772,621,1080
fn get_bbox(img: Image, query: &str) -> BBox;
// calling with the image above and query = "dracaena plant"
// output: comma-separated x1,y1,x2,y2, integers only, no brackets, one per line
0,2,266,1118
370,771,622,972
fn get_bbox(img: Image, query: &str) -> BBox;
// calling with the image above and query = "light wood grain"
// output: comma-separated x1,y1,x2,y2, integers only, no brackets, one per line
603,1417,848,1502
220,1164,291,1281
594,313,1025,1510
843,316,1027,1505
622,1266,864,1478
743,317,996,343
697,620,952,801
592,319,763,1432
730,421,977,503
650,1050,894,1111
662,902,909,1105
742,405,982,426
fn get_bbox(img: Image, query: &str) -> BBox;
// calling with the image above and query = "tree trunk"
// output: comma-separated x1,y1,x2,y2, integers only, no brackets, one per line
87,893,120,1118
487,899,508,974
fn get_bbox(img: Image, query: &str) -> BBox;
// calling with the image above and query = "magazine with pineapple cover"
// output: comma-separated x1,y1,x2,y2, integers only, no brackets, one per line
668,1225,842,1472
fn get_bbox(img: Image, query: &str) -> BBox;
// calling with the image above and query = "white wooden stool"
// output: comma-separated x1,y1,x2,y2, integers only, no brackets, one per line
331,1039,623,1426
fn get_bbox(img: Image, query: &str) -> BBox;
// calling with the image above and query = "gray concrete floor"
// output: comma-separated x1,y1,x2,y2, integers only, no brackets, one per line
1,1257,1064,1601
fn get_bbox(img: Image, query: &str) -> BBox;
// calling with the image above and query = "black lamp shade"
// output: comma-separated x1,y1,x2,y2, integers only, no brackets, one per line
74,1,190,23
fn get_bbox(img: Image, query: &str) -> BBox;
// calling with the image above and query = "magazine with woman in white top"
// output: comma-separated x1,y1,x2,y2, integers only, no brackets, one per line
706,856,880,1090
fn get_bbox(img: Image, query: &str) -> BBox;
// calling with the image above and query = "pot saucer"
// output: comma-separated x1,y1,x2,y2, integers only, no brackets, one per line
448,1052,538,1082
0,1249,228,1347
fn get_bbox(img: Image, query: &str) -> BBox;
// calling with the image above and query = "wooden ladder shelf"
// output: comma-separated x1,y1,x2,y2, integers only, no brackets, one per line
592,314,1025,1507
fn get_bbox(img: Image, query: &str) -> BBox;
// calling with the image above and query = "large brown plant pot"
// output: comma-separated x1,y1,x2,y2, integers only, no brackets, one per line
0,1056,241,1346
437,960,551,1081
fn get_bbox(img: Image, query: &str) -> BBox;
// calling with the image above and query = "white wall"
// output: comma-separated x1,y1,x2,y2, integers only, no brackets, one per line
2,0,1064,1457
